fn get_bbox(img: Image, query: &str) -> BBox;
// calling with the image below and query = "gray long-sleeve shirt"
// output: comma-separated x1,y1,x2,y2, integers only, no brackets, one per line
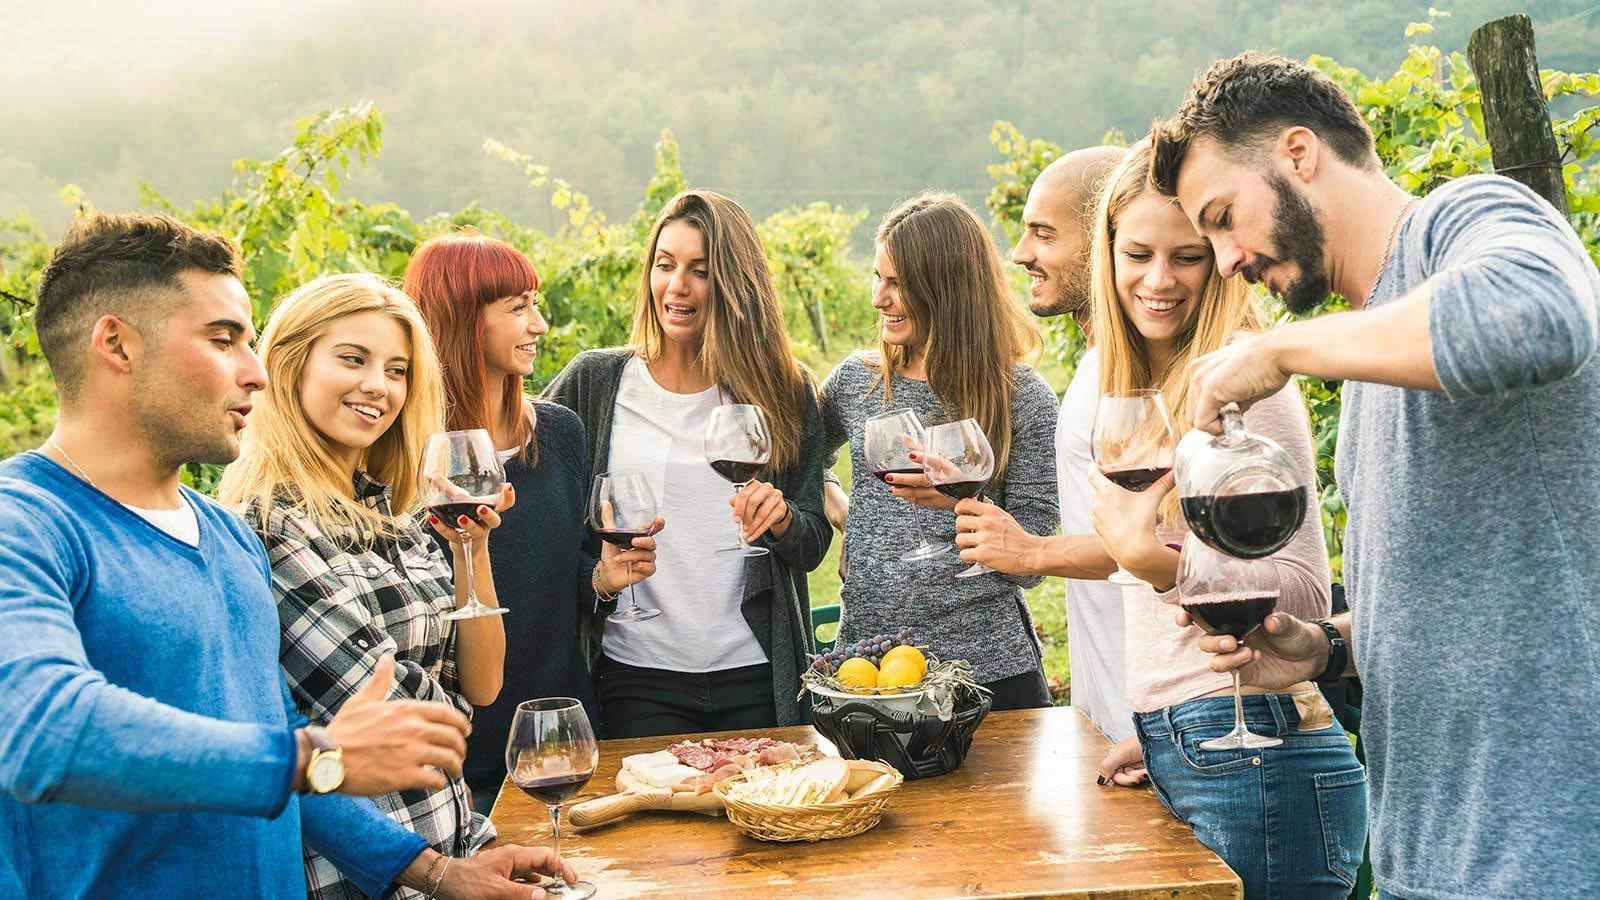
820,353,1059,683
1338,175,1600,899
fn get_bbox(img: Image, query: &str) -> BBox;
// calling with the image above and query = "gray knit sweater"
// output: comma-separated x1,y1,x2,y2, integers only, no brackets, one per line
820,353,1059,683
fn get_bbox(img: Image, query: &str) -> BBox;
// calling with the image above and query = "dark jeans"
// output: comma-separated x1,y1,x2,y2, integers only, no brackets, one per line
596,655,777,739
982,667,1052,711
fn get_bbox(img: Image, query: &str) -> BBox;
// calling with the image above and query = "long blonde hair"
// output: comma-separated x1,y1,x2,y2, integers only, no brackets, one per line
873,191,1042,479
1090,141,1267,432
219,273,445,543
629,189,814,471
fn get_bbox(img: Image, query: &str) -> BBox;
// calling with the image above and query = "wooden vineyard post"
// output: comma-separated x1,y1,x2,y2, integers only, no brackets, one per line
1466,14,1569,216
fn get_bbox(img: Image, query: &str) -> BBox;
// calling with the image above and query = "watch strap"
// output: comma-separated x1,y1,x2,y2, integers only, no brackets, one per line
1311,618,1348,682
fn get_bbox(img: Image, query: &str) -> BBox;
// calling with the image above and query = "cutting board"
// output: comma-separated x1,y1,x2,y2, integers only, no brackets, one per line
568,768,725,828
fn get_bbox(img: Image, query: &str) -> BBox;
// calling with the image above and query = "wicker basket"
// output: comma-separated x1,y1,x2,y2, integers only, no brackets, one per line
712,759,904,842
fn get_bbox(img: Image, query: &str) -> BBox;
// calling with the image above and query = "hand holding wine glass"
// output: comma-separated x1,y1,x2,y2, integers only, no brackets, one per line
920,418,996,579
1090,390,1177,586
1177,605,1333,690
704,404,773,557
1171,533,1283,750
507,698,600,899
589,474,663,624
865,408,950,561
421,429,510,621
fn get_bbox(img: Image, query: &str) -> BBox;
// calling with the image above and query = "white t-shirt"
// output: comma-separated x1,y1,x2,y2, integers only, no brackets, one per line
124,497,200,547
1056,347,1134,742
600,357,766,672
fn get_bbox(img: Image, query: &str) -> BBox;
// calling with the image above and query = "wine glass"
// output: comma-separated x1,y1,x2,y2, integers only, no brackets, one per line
1090,390,1177,586
1177,403,1310,559
588,473,661,624
864,408,951,562
507,698,600,898
921,418,995,579
704,403,773,558
420,429,509,621
1172,533,1283,750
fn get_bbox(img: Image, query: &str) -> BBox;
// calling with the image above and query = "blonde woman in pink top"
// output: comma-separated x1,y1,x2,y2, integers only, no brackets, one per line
1078,141,1364,899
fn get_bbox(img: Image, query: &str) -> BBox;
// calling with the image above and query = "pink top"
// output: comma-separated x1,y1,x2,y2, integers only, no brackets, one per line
1123,381,1332,714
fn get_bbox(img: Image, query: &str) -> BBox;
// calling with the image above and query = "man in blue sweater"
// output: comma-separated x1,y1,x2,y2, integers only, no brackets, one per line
0,214,575,898
1149,54,1600,899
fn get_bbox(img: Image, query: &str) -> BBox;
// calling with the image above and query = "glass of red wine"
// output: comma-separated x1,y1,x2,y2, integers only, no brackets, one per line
1177,403,1309,559
920,418,995,579
1173,533,1284,750
420,429,509,621
704,403,773,558
1090,390,1177,586
506,698,600,898
588,473,661,624
864,408,951,562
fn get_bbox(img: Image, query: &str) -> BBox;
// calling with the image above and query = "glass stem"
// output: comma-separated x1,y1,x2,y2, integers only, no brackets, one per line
733,483,749,549
624,560,636,613
458,530,477,609
548,803,562,880
1229,670,1247,737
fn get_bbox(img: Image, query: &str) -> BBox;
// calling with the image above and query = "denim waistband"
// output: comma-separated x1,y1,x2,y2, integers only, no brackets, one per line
1134,690,1328,739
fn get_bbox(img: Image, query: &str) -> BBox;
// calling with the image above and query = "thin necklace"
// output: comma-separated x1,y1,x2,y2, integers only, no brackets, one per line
43,439,96,487
1365,197,1419,306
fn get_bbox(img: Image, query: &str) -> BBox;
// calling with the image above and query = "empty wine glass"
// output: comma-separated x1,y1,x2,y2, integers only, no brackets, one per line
1173,533,1283,750
704,403,773,558
588,473,661,624
1090,390,1177,586
921,418,995,579
420,429,509,621
864,408,950,562
507,698,600,899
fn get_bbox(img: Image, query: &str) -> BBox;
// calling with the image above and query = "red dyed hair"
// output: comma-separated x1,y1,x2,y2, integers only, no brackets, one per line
404,232,540,461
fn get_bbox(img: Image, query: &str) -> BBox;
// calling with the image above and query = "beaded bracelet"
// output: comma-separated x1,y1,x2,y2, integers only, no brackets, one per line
419,854,445,898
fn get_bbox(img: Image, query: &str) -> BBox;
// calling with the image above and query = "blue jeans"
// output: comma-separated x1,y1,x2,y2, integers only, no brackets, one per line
1135,691,1368,900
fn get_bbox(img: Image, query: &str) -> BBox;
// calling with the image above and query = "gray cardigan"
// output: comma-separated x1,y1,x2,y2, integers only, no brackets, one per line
543,348,833,726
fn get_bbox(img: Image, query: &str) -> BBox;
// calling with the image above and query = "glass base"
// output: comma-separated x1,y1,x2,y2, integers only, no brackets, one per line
715,543,770,557
440,603,510,621
902,540,953,562
1199,729,1283,751
608,605,661,623
541,879,597,899
1106,566,1145,587
953,562,992,579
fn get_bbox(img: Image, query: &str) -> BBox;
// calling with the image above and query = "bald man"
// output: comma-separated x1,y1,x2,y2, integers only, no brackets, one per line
956,147,1138,747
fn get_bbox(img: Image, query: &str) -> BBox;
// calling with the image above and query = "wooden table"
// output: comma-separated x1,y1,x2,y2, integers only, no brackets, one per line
490,706,1240,899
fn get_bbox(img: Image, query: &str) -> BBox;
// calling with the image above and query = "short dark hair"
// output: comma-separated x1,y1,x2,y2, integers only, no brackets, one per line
35,213,242,400
1150,52,1378,196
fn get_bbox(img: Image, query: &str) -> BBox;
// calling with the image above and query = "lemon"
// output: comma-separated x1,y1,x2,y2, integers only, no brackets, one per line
876,656,923,689
835,657,879,692
880,645,927,681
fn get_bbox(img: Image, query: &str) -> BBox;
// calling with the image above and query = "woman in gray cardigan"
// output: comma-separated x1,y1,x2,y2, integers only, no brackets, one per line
821,192,1059,710
544,190,831,736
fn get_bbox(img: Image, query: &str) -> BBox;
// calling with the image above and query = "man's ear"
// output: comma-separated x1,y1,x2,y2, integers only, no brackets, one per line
89,314,141,376
1278,126,1321,185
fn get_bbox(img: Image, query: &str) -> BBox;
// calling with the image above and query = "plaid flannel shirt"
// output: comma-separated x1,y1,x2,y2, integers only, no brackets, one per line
246,473,483,900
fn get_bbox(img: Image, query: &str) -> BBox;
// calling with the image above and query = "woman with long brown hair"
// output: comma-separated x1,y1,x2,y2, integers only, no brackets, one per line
404,232,658,804
544,189,831,737
819,191,1060,709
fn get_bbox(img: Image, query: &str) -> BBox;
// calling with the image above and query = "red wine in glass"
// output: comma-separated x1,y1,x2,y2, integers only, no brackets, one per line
514,769,596,807
933,478,988,500
426,500,491,526
871,466,924,483
865,408,951,562
420,430,508,621
1102,466,1172,492
1180,487,1307,559
594,529,651,548
709,459,765,483
1179,593,1279,640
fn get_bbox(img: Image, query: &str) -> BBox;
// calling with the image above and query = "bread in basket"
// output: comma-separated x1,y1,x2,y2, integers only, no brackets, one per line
712,757,902,842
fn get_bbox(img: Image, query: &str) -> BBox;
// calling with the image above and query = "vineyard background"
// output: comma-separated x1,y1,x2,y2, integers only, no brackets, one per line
2,9,1597,702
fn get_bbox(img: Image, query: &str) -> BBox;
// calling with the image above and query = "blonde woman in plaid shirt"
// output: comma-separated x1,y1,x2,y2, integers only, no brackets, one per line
220,274,520,900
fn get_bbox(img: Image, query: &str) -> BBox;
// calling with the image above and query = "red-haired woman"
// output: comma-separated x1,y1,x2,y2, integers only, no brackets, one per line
405,233,660,812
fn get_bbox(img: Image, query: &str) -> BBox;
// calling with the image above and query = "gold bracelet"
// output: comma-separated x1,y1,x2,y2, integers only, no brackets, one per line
592,566,618,602
420,854,445,898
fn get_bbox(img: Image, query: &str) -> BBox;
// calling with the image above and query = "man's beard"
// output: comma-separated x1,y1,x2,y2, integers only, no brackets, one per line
1243,175,1331,314
1030,265,1091,320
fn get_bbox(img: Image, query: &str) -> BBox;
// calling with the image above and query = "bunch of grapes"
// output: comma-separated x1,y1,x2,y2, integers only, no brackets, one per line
810,627,919,674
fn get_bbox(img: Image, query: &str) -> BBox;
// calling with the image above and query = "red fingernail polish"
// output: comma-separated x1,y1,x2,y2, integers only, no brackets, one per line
478,506,489,516
428,515,439,524
884,474,894,483
458,516,471,527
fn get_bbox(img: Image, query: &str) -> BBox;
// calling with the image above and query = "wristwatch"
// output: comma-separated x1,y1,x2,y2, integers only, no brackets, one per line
1310,618,1348,682
303,726,346,794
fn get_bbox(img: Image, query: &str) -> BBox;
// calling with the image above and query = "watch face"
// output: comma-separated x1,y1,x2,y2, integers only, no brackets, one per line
309,754,345,792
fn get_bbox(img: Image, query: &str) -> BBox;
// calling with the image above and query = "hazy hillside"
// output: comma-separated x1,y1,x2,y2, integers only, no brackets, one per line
3,0,1597,236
